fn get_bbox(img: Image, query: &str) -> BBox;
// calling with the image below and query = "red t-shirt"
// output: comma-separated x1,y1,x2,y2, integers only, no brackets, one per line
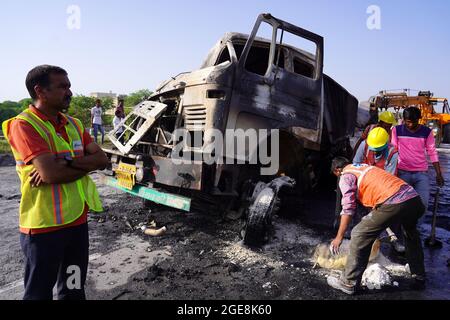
8,106,93,234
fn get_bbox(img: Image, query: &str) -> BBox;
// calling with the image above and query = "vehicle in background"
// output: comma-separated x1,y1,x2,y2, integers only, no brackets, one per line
369,90,450,146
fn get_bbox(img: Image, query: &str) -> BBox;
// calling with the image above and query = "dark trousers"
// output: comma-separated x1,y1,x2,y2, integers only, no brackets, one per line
20,223,89,300
344,196,425,285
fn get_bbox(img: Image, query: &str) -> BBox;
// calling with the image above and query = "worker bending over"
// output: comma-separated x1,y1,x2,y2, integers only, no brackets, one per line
327,157,426,295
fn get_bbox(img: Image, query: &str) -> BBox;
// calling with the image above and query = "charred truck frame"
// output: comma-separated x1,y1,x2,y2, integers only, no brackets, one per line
101,14,358,245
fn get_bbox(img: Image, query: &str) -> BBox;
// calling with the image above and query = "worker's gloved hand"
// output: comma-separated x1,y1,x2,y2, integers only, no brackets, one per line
330,238,342,256
436,174,445,187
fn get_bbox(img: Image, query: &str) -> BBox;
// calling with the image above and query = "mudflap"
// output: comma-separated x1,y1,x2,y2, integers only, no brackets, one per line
242,176,296,247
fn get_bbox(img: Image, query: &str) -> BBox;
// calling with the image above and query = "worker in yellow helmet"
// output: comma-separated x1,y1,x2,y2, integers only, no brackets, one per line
378,111,397,127
354,127,398,175
353,111,397,158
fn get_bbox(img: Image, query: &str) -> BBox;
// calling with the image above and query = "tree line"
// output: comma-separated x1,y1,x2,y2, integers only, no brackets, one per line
0,89,152,133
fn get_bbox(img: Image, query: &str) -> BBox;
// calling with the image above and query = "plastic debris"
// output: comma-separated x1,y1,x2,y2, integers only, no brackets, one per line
143,226,167,237
361,263,392,290
312,239,380,270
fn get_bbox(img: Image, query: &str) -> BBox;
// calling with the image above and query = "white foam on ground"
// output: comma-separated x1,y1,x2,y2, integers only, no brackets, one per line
371,253,410,276
219,241,285,269
313,239,411,290
362,264,392,289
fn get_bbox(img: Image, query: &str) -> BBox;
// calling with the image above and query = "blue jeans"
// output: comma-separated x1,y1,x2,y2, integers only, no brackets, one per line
398,170,430,216
93,124,104,144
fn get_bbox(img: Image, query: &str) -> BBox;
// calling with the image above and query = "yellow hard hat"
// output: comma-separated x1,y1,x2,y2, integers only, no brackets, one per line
367,127,390,149
379,111,396,125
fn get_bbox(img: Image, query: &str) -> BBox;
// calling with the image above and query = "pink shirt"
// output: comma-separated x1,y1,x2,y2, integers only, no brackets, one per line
391,125,439,172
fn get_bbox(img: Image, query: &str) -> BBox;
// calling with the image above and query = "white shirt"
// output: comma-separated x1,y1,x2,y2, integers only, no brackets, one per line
113,116,124,134
91,106,103,125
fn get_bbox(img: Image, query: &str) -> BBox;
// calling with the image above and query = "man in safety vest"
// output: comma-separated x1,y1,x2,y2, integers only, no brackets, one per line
327,157,426,295
353,127,405,253
2,65,109,300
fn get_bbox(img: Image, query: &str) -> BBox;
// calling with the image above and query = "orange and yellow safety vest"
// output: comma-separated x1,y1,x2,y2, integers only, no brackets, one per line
2,109,102,229
342,164,405,208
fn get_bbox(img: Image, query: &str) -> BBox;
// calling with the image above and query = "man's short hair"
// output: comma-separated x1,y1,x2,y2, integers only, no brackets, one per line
403,107,421,121
96,99,101,104
25,65,68,100
331,157,350,173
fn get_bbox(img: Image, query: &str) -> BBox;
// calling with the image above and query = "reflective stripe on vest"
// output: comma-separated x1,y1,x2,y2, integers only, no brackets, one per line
17,112,57,152
64,115,85,158
342,164,405,208
2,110,103,229
2,121,25,169
65,115,84,146
342,164,374,188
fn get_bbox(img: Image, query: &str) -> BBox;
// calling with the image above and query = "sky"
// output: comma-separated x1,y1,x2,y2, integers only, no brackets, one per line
0,0,449,103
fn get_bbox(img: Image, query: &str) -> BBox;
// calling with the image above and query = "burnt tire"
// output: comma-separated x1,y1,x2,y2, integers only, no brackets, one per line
243,187,276,247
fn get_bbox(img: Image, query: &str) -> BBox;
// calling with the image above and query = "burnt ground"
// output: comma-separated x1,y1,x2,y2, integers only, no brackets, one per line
84,192,336,300
82,186,449,301
0,151,449,300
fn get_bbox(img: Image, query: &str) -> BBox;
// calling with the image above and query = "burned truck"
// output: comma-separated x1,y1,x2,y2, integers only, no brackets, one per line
102,13,358,246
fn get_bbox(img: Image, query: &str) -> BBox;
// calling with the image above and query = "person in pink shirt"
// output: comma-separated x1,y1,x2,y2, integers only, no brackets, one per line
391,107,445,212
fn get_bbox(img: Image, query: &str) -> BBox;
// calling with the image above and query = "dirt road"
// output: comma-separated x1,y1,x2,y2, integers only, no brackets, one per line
0,152,449,300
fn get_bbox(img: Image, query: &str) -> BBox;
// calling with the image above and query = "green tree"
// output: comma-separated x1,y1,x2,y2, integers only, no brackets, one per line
18,98,33,111
1,95,118,135
68,95,97,128
124,89,152,111
0,100,21,111
100,97,115,128
100,97,114,111
0,101,21,133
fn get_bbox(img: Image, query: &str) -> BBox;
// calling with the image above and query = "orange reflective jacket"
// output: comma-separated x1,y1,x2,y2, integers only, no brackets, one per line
342,164,405,208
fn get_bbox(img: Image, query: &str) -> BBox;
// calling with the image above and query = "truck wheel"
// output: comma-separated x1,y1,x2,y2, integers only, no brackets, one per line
242,187,276,247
